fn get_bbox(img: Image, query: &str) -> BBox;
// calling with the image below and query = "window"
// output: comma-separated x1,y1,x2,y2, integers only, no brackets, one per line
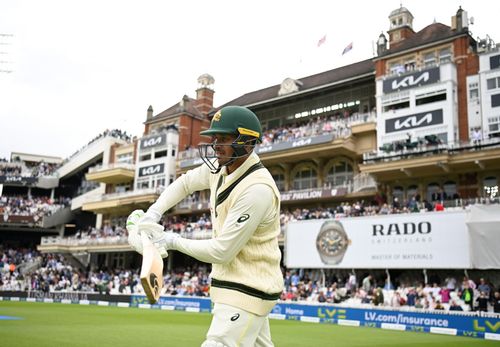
469,88,479,99
484,176,498,198
439,48,451,63
272,173,285,191
155,150,167,159
383,101,410,112
171,149,176,157
293,167,317,190
117,153,133,164
140,154,151,161
427,183,440,202
114,183,131,193
407,185,419,201
443,181,458,200
392,186,404,204
488,116,500,135
111,253,125,269
404,60,416,72
423,52,436,67
326,161,353,187
486,77,500,90
137,180,149,189
416,93,447,105
469,82,479,100
492,94,500,108
155,178,165,187
389,62,404,75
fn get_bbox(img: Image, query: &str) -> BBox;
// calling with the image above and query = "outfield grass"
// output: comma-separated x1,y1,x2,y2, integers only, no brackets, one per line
0,301,497,346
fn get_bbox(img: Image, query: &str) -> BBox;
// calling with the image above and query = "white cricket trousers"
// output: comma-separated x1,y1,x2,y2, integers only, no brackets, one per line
203,303,274,347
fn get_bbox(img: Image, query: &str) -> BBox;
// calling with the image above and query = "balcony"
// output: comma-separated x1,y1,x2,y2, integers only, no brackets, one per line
360,137,500,181
81,187,161,215
171,174,377,215
178,113,377,171
85,163,135,184
38,235,131,253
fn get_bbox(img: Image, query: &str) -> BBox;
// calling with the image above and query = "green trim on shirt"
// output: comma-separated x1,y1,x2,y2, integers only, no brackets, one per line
214,162,265,216
211,278,281,301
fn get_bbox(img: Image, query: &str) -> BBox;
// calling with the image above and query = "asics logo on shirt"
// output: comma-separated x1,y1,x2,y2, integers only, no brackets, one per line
237,214,249,223
230,313,240,321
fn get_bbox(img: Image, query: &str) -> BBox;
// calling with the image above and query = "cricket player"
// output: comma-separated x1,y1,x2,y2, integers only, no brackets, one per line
127,106,283,347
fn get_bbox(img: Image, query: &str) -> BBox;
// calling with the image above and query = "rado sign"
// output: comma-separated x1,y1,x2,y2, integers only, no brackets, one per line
385,109,443,133
140,134,166,149
138,163,164,177
383,67,440,93
372,222,431,236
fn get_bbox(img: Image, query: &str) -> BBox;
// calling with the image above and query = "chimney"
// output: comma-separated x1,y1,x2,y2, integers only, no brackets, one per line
195,74,215,116
377,32,388,56
146,105,153,120
455,6,468,32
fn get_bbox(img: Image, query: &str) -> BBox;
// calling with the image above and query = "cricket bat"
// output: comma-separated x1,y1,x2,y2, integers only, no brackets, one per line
140,233,163,304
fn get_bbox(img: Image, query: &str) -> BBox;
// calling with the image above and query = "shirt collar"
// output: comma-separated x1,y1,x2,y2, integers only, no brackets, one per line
221,151,260,181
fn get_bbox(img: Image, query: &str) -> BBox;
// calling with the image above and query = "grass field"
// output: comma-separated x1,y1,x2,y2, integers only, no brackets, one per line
0,301,497,346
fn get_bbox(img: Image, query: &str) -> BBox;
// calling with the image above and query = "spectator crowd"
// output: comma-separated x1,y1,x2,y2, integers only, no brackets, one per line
281,269,500,313
2,245,499,313
63,128,132,164
1,196,71,225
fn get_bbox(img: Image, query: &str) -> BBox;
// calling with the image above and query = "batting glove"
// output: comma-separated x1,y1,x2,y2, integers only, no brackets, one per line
126,209,145,254
139,222,180,258
139,209,162,224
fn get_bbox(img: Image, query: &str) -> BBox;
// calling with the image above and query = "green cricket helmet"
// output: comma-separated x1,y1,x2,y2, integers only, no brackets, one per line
198,106,262,173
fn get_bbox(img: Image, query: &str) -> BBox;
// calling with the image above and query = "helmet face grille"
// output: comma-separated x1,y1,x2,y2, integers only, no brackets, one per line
198,135,258,174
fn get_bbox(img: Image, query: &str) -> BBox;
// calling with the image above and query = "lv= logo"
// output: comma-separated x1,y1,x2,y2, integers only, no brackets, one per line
317,308,346,319
473,320,500,332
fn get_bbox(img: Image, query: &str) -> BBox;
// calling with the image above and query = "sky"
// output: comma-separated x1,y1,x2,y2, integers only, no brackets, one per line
0,0,499,160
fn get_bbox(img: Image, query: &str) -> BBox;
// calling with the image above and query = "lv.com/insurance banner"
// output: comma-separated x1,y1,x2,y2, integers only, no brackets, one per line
269,303,500,340
285,210,470,268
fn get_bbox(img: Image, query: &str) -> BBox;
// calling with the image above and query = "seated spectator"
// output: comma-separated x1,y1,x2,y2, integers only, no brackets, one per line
449,300,463,311
434,300,445,310
477,278,491,299
476,292,489,312
434,201,444,211
494,292,500,313
439,286,450,304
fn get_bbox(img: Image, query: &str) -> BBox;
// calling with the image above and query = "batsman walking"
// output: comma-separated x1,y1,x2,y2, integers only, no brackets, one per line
126,106,283,347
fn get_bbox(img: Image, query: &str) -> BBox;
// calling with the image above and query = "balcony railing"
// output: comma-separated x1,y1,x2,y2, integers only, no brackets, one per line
363,137,500,164
83,187,162,204
40,235,128,247
87,162,135,173
178,112,377,168
352,173,377,192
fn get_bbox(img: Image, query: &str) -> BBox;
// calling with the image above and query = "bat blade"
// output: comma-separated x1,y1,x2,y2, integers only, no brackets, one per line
140,233,163,304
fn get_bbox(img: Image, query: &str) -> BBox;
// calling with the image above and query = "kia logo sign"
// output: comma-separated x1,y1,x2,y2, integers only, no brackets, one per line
292,138,312,147
391,72,429,90
140,134,166,149
139,163,164,177
383,67,440,93
385,109,443,133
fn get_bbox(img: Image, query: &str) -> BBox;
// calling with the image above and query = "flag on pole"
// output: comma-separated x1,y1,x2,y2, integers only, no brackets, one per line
317,35,327,47
342,42,353,55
